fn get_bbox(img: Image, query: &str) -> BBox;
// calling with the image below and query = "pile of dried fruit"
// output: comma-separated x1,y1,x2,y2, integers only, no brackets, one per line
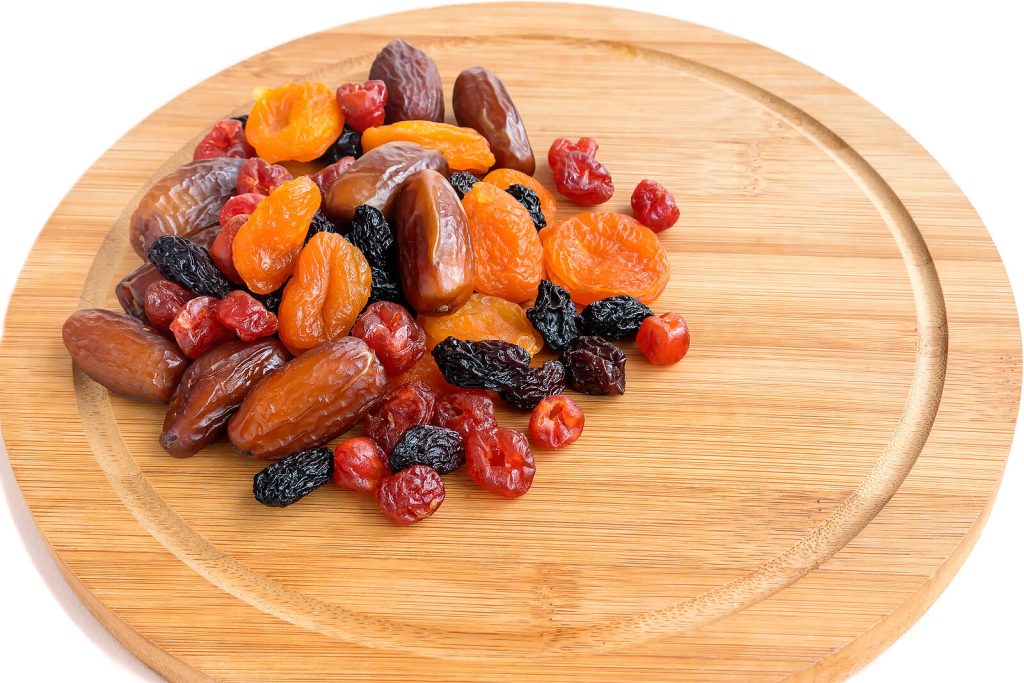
62,39,691,525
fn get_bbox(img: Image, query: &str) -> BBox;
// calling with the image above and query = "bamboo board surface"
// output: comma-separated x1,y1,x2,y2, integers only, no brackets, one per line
0,4,1019,681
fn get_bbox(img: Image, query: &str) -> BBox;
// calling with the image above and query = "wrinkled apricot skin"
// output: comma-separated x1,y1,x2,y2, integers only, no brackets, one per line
245,82,343,163
361,121,495,174
388,352,457,394
129,158,246,258
394,169,475,315
324,141,449,223
420,293,543,355
62,309,188,403
278,232,372,355
482,168,557,225
228,337,387,460
453,67,535,175
540,212,670,306
369,39,444,123
161,339,289,457
461,182,543,303
232,176,321,295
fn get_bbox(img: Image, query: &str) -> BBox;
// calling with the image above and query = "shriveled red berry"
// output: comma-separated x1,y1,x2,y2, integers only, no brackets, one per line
547,136,599,172
466,427,536,499
553,151,614,205
170,296,234,359
310,156,355,195
433,389,496,441
529,395,585,449
143,280,194,331
193,119,255,160
336,80,388,132
637,312,690,365
363,380,436,453
209,213,247,285
630,179,679,232
376,464,445,526
219,192,266,226
333,437,389,493
215,290,279,341
351,301,426,376
236,157,292,195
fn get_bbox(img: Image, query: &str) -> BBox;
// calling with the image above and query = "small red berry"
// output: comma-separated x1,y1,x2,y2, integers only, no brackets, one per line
310,156,355,195
433,389,497,441
236,157,292,195
218,192,265,226
193,119,254,161
209,214,248,285
363,380,436,454
143,280,194,331
336,80,388,132
637,312,690,365
630,179,680,232
334,437,389,493
376,464,445,526
350,301,426,376
215,290,279,341
528,395,585,449
170,296,234,359
466,427,536,499
547,136,599,173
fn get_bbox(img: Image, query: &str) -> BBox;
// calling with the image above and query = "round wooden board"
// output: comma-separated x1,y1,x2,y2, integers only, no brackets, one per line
1,3,1019,681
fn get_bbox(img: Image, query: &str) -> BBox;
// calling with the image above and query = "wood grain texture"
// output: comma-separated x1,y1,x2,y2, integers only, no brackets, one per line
0,4,1019,681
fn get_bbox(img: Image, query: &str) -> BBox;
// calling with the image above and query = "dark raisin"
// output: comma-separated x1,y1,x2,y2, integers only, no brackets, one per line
147,235,233,298
388,425,465,475
431,337,531,392
305,209,340,243
448,171,479,199
578,296,654,340
257,287,283,314
500,360,566,410
230,114,249,128
505,184,546,229
527,279,580,352
562,335,626,395
252,446,333,507
348,204,405,305
317,126,362,164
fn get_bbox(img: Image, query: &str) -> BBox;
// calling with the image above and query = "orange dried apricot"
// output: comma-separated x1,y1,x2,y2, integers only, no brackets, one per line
483,168,557,225
539,212,670,306
278,231,372,356
361,121,495,174
245,82,343,163
387,351,457,394
419,293,543,356
232,176,321,295
461,182,543,303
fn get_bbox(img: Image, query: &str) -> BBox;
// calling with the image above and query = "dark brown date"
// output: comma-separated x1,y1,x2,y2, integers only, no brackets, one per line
452,67,535,175
394,169,474,315
324,141,448,223
161,339,289,457
62,309,189,402
369,39,444,124
227,337,387,459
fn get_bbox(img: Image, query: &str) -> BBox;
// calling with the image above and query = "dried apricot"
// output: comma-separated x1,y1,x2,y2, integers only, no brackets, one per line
245,82,343,163
232,176,321,295
387,351,457,394
419,293,543,356
540,212,670,305
361,121,495,174
461,181,543,303
483,168,557,225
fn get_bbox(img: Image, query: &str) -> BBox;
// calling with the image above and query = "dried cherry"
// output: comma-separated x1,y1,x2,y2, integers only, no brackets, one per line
578,296,653,340
637,312,690,365
336,81,388,132
236,157,292,195
528,395,585,449
253,446,334,507
562,335,626,395
209,213,247,285
433,390,497,441
117,262,168,321
350,301,426,376
333,437,389,493
553,151,614,206
218,192,265,226
193,118,254,160
547,137,599,171
631,179,680,232
170,296,234,359
465,427,536,499
363,380,437,454
376,465,445,526
215,290,279,341
388,424,464,475
526,279,579,352
144,280,194,331
147,235,233,298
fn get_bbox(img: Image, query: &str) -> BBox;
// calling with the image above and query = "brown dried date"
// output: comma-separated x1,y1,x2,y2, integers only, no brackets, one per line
62,309,188,402
324,141,449,223
452,67,535,175
161,339,289,457
369,39,444,124
227,337,387,459
393,169,474,315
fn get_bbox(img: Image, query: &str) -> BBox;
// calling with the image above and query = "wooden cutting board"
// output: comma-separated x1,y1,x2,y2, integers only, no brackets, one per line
1,4,1019,681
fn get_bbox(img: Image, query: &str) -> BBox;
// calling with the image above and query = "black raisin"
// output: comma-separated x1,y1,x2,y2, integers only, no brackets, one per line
305,209,340,242
147,235,233,298
562,335,626,395
527,280,580,352
348,204,406,306
389,425,465,475
317,126,362,164
431,337,531,392
500,360,566,410
578,296,654,340
256,287,283,314
505,184,546,229
448,171,479,199
253,446,333,507
230,114,249,128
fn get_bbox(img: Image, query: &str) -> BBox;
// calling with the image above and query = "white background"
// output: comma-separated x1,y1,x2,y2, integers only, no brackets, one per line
1,1,1021,680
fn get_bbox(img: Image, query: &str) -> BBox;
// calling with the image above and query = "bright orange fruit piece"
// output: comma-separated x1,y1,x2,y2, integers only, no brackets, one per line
232,176,321,295
245,82,343,163
361,121,495,173
461,182,543,303
387,351,457,394
419,293,543,356
483,168,557,225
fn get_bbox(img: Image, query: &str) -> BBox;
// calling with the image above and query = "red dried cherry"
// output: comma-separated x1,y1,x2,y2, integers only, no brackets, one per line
547,136,599,172
363,380,436,453
193,119,254,161
466,427,536,499
215,290,279,341
433,389,497,441
528,395,585,449
350,301,426,376
376,464,445,526
144,280,194,331
336,81,388,132
169,296,234,359
310,156,355,195
333,437,389,493
236,157,292,195
218,192,265,226
209,213,247,285
630,179,679,232
553,151,614,206
637,312,690,365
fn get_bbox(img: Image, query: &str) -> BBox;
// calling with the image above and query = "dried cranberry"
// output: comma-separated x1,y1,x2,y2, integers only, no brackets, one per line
215,290,278,341
562,335,626,395
529,395,585,449
631,179,679,232
333,437,389,493
336,80,388,132
553,151,614,205
376,464,445,526
209,214,247,285
218,192,265,226
193,119,254,160
236,157,292,195
170,296,234,359
317,127,362,164
433,389,496,441
637,312,690,365
310,156,355,195
466,427,536,499
363,380,436,453
143,280,194,331
547,136,599,172
351,301,425,375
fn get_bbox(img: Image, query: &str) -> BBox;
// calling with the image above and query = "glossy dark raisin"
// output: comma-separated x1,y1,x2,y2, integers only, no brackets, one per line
230,114,249,128
147,235,233,298
257,287,283,314
305,209,340,243
578,296,654,340
505,184,546,229
348,204,405,305
562,335,626,395
388,425,465,475
252,446,333,507
527,279,579,352
448,171,479,199
500,360,566,410
317,126,362,164
432,337,531,392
